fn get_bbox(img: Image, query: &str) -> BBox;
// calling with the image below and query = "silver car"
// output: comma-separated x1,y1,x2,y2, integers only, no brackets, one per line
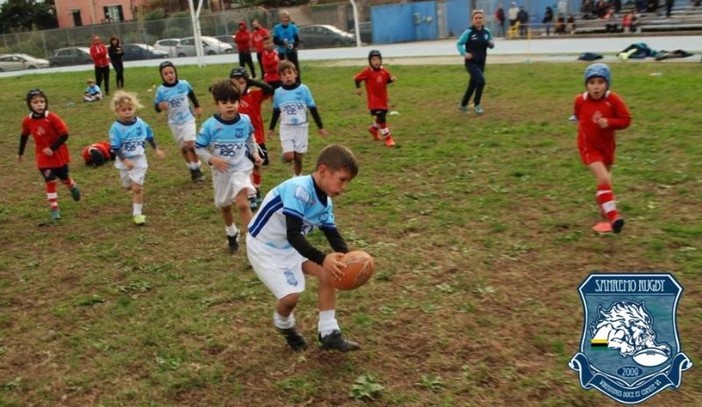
153,38,181,58
0,53,50,71
175,36,234,57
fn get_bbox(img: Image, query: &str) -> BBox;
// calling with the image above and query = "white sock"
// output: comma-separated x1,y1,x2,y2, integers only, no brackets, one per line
318,310,339,338
274,311,295,330
133,203,143,216
225,224,238,237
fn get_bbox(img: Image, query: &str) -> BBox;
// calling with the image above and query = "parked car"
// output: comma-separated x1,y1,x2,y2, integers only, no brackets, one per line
0,53,50,71
48,47,92,67
349,21,372,44
122,44,169,61
298,25,355,49
214,34,237,50
175,36,234,57
153,38,181,58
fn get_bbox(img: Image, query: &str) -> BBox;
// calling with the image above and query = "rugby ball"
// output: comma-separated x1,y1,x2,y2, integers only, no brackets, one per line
632,348,669,367
331,251,375,291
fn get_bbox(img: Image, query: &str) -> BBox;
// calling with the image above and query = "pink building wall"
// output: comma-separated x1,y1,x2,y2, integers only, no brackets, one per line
54,0,149,28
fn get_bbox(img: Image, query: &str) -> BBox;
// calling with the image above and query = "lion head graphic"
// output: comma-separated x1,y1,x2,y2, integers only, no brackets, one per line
589,300,671,358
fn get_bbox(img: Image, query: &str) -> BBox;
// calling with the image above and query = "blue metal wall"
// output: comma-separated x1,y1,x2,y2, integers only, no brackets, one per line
371,2,439,44
445,0,471,37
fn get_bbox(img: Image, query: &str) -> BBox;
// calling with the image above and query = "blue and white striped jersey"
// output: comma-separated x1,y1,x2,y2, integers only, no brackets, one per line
109,117,154,159
195,114,256,173
154,80,196,125
248,175,336,249
273,84,316,126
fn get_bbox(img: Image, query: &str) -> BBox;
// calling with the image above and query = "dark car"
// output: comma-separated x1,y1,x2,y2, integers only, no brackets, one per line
122,44,169,61
48,47,92,67
349,21,372,44
298,25,355,49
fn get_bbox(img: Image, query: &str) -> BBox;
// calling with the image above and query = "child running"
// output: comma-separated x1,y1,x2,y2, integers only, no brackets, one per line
267,60,328,177
154,61,205,182
573,63,632,233
229,67,274,209
261,36,281,89
109,91,166,226
195,80,263,254
18,89,81,221
247,144,361,352
353,50,397,147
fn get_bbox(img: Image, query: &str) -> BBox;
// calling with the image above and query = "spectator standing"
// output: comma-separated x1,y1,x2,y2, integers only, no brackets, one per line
517,6,529,36
495,4,507,37
235,21,257,78
543,6,554,35
251,19,269,78
508,2,519,27
89,35,110,96
108,36,124,89
273,11,301,82
665,0,674,17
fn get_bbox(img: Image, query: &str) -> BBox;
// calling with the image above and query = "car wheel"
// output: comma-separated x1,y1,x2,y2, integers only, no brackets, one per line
0,67,4,72
207,51,216,55
50,63,59,68
28,66,37,69
224,49,233,54
177,53,186,57
332,39,342,47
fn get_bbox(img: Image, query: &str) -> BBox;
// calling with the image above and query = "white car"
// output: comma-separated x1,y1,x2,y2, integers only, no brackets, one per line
0,53,50,71
175,36,234,57
153,38,181,58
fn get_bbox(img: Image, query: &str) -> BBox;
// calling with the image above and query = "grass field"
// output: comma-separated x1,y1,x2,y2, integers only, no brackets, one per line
0,59,700,406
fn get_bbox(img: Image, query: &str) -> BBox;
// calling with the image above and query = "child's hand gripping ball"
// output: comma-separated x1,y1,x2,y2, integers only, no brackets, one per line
332,251,375,291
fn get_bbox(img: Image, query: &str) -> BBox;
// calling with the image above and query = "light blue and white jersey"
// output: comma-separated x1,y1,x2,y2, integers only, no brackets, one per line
195,114,256,173
248,175,336,249
273,84,315,126
109,117,154,159
85,84,102,96
154,80,196,125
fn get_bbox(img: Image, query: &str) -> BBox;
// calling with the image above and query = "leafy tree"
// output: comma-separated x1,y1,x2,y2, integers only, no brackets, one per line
0,0,57,33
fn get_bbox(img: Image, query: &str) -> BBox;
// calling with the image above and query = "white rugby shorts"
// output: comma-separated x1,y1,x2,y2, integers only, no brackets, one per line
246,234,307,299
211,168,255,208
279,123,309,154
115,155,148,188
169,120,197,147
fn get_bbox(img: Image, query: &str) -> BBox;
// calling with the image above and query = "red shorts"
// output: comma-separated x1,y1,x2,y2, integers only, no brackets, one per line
578,137,614,166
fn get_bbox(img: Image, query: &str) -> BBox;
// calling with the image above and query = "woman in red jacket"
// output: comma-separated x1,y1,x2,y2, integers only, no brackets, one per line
90,35,110,95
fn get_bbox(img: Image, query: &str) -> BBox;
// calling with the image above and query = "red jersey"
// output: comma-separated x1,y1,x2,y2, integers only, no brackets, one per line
354,66,394,110
573,91,631,166
262,49,280,83
239,88,271,144
21,111,71,168
81,141,112,164
251,27,269,53
235,28,252,53
90,43,109,67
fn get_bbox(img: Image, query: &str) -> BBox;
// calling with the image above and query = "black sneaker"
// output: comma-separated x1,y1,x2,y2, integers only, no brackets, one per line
278,327,308,351
612,218,625,234
190,168,205,182
227,233,239,253
318,330,360,353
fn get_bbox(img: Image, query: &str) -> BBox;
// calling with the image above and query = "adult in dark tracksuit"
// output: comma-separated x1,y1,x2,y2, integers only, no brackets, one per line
456,10,495,115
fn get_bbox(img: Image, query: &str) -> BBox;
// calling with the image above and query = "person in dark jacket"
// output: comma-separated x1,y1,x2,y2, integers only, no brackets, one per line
456,10,495,115
108,36,124,89
543,6,554,35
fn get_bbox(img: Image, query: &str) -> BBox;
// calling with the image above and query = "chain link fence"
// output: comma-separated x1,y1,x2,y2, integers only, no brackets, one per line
0,8,284,59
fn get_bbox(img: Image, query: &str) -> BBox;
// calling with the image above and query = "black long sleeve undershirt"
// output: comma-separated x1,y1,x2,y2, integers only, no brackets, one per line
18,135,29,156
285,177,348,266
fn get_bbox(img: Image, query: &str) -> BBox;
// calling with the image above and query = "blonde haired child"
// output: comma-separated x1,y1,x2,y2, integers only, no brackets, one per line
109,91,165,225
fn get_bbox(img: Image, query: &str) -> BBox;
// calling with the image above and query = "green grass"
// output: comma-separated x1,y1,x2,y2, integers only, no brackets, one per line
0,60,700,406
